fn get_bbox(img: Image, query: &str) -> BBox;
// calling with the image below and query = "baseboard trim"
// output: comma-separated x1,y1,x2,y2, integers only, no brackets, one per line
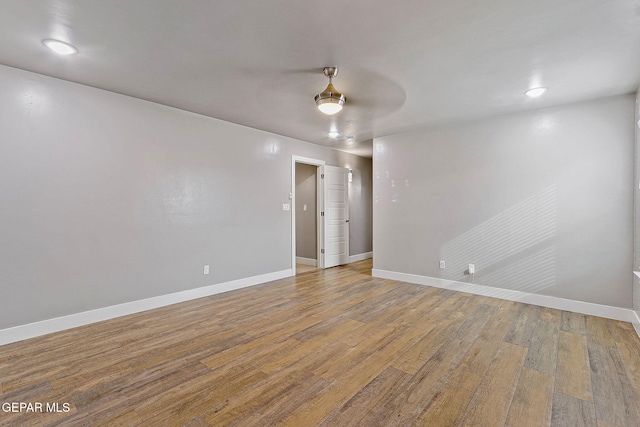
372,269,638,329
349,252,373,263
632,310,640,339
296,257,317,266
0,269,293,346
4,267,637,346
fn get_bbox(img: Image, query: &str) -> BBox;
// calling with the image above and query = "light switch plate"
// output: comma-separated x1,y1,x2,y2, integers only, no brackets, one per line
282,203,290,211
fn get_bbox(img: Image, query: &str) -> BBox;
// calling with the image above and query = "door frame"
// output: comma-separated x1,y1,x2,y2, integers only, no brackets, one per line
291,155,325,276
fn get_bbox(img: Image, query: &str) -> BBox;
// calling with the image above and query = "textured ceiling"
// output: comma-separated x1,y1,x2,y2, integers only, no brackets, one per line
1,0,640,157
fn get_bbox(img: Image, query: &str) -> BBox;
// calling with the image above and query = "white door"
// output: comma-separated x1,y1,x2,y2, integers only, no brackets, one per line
322,165,349,268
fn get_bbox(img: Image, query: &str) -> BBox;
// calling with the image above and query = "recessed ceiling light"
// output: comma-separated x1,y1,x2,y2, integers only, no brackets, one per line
328,131,341,139
42,39,78,55
525,87,547,98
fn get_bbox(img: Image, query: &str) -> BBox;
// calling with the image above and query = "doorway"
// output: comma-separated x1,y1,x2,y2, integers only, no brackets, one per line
291,156,350,276
295,162,319,274
291,156,324,276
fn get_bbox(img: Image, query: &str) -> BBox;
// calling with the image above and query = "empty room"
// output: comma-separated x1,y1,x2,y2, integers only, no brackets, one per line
1,1,640,426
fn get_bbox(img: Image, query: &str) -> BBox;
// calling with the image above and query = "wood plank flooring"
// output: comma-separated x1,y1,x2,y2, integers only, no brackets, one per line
1,260,640,426
295,264,319,275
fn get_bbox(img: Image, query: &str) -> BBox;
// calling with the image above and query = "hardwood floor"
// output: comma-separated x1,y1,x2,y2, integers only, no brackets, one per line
295,263,319,275
1,260,639,426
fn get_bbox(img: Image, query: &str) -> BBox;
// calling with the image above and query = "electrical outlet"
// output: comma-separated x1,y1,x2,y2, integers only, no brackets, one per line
204,265,210,275
439,260,446,269
468,264,475,274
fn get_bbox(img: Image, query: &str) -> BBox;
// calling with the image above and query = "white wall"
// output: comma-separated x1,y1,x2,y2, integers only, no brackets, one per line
374,95,635,308
0,64,372,330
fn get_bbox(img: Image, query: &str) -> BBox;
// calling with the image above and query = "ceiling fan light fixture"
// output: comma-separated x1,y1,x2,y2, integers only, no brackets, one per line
315,67,346,115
